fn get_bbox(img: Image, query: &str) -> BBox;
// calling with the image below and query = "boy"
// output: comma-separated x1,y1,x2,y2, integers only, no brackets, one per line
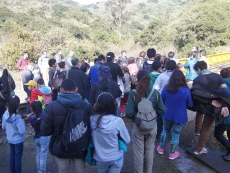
53,61,66,91
37,79,52,106
48,59,57,101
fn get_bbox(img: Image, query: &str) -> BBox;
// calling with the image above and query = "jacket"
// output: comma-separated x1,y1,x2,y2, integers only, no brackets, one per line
67,67,90,99
2,110,26,144
153,70,173,93
222,78,230,124
29,89,42,104
40,93,93,158
150,72,160,89
17,58,30,71
39,86,52,105
125,88,166,123
143,60,154,73
89,61,102,85
184,58,198,80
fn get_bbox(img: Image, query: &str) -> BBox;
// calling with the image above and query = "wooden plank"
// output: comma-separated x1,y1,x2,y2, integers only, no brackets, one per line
186,146,230,173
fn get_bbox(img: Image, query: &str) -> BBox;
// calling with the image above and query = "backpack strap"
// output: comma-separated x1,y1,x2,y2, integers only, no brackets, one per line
147,87,155,100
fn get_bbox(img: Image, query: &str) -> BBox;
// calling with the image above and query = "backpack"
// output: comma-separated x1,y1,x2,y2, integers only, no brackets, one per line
58,102,90,157
130,72,137,85
95,82,113,100
53,70,66,89
38,95,46,110
134,87,158,131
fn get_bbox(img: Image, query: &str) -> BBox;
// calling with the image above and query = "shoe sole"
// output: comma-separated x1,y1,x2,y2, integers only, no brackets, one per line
157,151,164,155
169,155,179,160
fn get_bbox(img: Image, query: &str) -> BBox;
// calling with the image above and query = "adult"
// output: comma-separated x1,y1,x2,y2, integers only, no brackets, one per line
89,65,122,107
65,50,74,70
41,79,93,173
89,54,105,85
118,50,128,66
199,49,210,69
48,59,57,101
54,48,62,64
136,51,147,70
90,92,130,172
38,51,49,85
192,61,229,155
66,58,90,100
104,52,125,83
168,51,179,65
126,70,166,173
17,51,30,72
143,48,156,73
21,63,34,97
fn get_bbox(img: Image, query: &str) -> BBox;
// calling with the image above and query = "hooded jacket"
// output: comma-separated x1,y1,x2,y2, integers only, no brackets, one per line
90,115,130,162
184,58,198,80
143,60,154,73
153,70,173,93
150,72,160,89
39,86,52,104
29,88,42,104
41,93,93,158
2,110,26,144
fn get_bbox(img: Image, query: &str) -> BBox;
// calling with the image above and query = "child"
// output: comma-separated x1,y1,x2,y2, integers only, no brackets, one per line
90,92,130,172
30,100,50,173
157,70,193,160
2,95,26,173
53,61,66,92
37,79,52,106
121,66,130,116
48,59,57,101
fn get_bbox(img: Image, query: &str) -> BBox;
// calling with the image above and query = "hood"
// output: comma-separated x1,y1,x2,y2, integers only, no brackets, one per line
224,78,230,90
57,93,82,107
5,111,20,123
163,70,173,76
33,89,42,96
39,86,52,95
150,72,160,81
92,115,118,134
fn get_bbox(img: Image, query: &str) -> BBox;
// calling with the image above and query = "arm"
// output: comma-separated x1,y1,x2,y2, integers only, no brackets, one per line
17,59,22,70
49,69,55,88
82,73,90,90
117,118,130,144
67,56,72,67
186,89,193,108
125,90,137,119
153,75,162,91
38,57,42,68
15,117,26,135
40,105,54,136
89,85,96,107
184,60,190,69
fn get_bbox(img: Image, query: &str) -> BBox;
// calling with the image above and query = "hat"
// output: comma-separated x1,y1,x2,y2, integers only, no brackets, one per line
97,65,112,79
106,52,115,59
24,80,36,87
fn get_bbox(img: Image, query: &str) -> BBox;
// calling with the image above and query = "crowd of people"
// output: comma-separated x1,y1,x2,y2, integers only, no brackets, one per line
0,46,230,173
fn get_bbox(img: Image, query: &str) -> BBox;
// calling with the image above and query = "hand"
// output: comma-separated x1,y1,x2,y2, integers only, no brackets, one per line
211,100,222,107
221,107,229,117
52,87,55,90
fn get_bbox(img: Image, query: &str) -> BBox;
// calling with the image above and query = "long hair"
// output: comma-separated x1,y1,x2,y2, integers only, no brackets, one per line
93,92,117,129
31,100,42,116
7,95,20,119
136,70,150,101
166,70,188,93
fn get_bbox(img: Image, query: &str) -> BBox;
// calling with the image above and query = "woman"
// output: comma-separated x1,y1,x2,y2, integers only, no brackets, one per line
91,92,130,173
157,70,193,159
125,70,166,173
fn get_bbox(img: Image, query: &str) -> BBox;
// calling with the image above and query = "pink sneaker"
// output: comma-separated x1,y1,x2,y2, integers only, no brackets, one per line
157,145,164,154
169,151,180,160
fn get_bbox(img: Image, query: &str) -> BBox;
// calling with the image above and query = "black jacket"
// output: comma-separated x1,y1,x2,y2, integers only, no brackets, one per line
67,67,90,99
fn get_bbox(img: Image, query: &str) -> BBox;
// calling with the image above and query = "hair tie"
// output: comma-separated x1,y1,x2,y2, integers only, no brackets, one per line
12,96,15,98
96,92,114,102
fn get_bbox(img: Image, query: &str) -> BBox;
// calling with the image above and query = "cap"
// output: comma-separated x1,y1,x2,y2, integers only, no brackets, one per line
24,80,36,87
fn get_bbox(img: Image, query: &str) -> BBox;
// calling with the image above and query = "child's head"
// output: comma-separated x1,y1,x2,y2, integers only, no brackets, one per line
25,80,37,91
48,59,56,68
80,62,90,73
37,78,45,88
122,66,129,74
220,68,230,79
152,60,162,72
7,95,20,117
58,61,65,69
31,100,42,116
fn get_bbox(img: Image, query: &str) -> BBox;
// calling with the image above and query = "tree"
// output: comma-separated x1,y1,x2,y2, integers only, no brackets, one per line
105,0,131,38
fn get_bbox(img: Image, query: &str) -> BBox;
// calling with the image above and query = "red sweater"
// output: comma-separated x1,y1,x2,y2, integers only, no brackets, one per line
17,58,30,71
29,89,42,104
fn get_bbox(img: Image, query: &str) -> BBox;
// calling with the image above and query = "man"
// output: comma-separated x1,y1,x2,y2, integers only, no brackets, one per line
54,48,62,64
199,49,210,69
65,51,74,70
38,51,49,85
168,51,179,65
66,58,90,100
89,54,105,85
21,63,34,97
41,79,93,173
48,59,57,101
143,48,156,73
104,52,125,83
192,61,229,155
17,51,30,72
118,50,128,66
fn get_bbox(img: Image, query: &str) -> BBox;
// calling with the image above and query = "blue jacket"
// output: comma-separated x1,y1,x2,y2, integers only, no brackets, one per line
161,86,193,124
184,58,198,80
89,61,102,85
221,78,230,124
2,110,26,144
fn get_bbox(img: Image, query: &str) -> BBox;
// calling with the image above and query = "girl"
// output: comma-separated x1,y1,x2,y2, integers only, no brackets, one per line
30,100,50,173
2,95,26,173
157,70,193,159
121,66,130,116
125,70,166,173
90,92,130,173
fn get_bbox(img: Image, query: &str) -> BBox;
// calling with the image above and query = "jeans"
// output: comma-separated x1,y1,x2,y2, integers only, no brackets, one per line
34,136,50,172
55,156,85,173
195,112,204,133
160,119,183,153
195,114,214,151
9,142,24,173
132,123,157,173
96,156,123,173
156,116,163,139
214,124,230,152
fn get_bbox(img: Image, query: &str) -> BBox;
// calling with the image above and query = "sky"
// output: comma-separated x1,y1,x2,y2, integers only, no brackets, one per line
73,0,104,5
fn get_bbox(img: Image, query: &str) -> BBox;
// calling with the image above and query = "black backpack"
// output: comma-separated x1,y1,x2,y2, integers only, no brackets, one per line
57,103,90,158
95,82,113,100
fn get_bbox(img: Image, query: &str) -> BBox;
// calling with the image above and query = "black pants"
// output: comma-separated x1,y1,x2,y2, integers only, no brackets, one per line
156,116,163,139
214,124,230,152
52,89,58,101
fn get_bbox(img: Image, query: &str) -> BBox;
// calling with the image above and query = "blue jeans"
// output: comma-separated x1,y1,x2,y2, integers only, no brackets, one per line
160,119,183,153
34,136,50,173
9,142,24,173
96,156,123,173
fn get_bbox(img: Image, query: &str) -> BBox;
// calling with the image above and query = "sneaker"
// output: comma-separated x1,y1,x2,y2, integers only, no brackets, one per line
169,151,180,160
224,153,230,161
222,152,230,157
194,131,200,136
194,147,208,155
157,145,164,155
